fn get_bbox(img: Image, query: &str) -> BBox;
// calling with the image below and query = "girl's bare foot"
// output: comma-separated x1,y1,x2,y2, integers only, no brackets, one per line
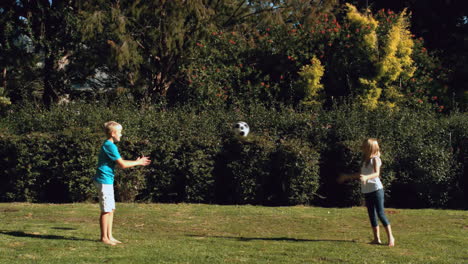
388,237,395,247
101,239,117,246
370,239,382,245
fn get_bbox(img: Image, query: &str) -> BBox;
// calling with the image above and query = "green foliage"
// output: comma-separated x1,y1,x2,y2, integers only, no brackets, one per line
0,102,466,208
0,2,44,104
17,1,83,106
215,136,275,205
272,139,320,205
361,0,467,110
343,4,415,109
215,135,320,206
0,130,99,202
1,1,458,110
80,0,230,101
143,125,221,203
176,3,451,112
316,102,466,208
404,36,450,112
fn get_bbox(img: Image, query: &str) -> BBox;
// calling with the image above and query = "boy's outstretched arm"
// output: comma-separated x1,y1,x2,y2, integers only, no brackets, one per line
116,156,151,169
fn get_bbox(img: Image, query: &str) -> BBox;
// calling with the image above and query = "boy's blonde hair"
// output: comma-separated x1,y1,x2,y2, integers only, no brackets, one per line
361,138,380,166
103,121,122,137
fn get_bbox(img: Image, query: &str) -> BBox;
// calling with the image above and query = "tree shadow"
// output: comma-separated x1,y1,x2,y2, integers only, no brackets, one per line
187,234,357,243
0,230,95,242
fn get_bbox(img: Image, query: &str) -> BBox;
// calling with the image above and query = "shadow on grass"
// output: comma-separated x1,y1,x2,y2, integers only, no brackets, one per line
0,230,95,242
0,208,20,213
51,227,77,230
187,235,356,243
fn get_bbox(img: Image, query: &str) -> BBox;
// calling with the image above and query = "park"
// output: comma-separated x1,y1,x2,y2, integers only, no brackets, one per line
0,0,467,263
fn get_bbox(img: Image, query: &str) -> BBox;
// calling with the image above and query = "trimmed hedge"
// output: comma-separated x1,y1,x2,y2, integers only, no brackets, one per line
0,102,466,208
214,136,320,205
316,104,467,208
0,129,99,202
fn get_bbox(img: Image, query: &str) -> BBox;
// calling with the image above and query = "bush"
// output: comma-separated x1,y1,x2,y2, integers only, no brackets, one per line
0,102,466,208
138,109,223,203
316,103,466,208
0,130,99,202
215,135,320,205
316,140,363,207
214,135,275,205
142,133,221,203
271,139,320,205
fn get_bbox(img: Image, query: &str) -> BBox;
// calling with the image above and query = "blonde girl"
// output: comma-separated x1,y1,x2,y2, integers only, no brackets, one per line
338,138,395,247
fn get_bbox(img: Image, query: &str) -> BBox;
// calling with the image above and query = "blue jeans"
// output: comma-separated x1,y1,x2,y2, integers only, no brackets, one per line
364,189,390,227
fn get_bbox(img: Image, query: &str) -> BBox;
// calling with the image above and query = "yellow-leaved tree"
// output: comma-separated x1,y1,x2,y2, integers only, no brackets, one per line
297,56,325,107
346,4,416,109
0,87,11,107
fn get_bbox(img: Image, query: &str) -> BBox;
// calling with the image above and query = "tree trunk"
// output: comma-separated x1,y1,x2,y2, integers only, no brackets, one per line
2,68,6,91
151,72,173,99
42,55,59,107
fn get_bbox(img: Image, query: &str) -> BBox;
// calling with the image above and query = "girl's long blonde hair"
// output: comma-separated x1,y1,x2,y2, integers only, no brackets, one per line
361,138,380,166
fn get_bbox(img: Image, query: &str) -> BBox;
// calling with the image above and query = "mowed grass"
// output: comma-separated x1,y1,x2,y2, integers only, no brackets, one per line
0,203,467,264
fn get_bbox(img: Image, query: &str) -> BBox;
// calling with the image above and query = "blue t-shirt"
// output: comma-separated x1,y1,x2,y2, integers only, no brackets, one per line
94,140,121,184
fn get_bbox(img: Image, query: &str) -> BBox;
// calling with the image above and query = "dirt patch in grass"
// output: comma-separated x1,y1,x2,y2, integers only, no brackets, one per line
18,254,38,260
8,242,25,248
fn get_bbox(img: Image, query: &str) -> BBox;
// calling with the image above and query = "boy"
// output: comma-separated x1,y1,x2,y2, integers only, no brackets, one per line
94,121,151,245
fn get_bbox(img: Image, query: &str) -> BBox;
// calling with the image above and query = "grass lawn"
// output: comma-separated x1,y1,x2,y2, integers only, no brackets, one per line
0,203,467,264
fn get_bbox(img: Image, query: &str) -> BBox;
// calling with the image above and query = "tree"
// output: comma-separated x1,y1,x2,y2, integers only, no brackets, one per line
2,0,82,106
79,0,341,104
297,56,325,106
345,0,467,109
80,0,219,103
355,5,415,109
0,0,28,103
0,1,15,103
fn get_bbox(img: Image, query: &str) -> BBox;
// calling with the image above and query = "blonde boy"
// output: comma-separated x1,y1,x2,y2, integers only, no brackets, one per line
94,121,151,245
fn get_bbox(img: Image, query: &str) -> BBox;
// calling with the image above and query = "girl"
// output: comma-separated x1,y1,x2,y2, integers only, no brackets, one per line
338,138,395,247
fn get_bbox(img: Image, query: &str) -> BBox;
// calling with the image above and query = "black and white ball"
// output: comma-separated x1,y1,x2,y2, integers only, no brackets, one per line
233,121,250,137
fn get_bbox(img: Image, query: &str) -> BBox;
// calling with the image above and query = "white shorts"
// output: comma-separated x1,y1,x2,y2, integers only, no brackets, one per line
94,181,116,213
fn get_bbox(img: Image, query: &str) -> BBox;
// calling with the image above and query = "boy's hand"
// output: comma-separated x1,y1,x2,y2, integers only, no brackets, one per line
137,156,151,166
337,173,347,184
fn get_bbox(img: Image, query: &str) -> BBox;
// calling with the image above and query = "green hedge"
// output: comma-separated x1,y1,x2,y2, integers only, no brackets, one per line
0,102,466,208
214,136,320,205
0,129,99,202
316,104,467,208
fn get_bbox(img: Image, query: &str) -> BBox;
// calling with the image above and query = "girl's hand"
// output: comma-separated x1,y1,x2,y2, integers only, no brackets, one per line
337,173,347,184
360,175,367,184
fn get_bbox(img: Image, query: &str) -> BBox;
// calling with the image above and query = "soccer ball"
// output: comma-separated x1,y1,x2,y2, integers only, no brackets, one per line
232,121,250,137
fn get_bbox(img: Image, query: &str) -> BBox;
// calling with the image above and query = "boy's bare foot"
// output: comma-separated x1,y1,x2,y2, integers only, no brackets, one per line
388,237,395,247
110,238,122,244
101,239,117,246
370,239,382,245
